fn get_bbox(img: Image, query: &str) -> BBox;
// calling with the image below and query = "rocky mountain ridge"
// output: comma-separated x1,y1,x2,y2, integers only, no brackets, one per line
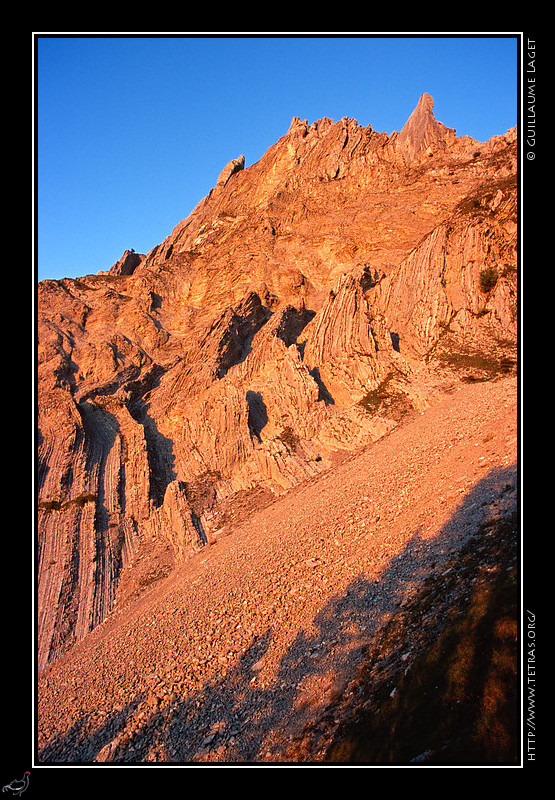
37,93,517,670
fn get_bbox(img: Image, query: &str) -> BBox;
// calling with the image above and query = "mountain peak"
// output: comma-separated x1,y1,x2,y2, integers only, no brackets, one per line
415,91,434,111
37,92,517,675
394,92,456,162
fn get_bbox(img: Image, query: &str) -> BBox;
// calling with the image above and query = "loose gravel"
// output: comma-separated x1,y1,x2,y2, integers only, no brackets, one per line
37,376,518,764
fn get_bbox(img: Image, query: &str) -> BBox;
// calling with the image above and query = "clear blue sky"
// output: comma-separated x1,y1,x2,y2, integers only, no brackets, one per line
35,34,520,282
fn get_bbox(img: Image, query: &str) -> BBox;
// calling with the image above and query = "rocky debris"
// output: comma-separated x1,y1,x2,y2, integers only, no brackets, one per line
36,93,518,673
282,482,519,764
36,376,518,763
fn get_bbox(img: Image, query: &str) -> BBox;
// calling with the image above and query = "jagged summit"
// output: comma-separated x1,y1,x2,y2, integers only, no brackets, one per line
393,92,457,162
37,94,517,670
285,93,459,165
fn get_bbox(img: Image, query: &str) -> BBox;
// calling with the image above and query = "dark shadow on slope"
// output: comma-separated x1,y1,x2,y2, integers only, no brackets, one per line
273,306,316,348
126,379,178,509
246,390,269,442
141,418,177,508
321,505,519,765
308,366,335,405
37,463,518,765
263,475,519,766
37,695,144,764
214,293,272,379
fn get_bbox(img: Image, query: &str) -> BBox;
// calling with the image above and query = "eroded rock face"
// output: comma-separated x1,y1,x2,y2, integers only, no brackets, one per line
36,94,518,667
392,92,456,163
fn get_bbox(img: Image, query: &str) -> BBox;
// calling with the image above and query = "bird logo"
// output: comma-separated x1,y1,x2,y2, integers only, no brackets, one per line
2,773,30,797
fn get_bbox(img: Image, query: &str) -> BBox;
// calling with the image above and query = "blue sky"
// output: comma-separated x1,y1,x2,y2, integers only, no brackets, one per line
35,34,520,282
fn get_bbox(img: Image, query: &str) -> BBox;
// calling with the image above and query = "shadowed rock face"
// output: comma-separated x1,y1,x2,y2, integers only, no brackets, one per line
37,94,517,667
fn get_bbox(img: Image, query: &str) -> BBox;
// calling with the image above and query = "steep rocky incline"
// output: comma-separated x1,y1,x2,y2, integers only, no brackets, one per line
37,93,517,670
37,376,518,764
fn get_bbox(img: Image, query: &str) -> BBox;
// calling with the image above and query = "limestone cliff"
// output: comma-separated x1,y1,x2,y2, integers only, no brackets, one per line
36,94,517,667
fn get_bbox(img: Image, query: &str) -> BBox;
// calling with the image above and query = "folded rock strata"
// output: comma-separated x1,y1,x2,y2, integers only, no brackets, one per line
37,94,518,667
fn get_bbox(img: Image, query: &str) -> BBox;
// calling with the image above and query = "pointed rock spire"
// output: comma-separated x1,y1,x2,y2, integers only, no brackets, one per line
394,93,456,163
217,154,245,187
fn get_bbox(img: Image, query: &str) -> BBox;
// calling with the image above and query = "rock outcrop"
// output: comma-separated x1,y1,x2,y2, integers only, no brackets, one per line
108,249,145,276
392,92,456,163
216,154,245,187
36,94,518,668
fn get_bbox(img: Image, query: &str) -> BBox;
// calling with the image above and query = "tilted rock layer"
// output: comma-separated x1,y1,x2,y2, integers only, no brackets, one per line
37,94,517,668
